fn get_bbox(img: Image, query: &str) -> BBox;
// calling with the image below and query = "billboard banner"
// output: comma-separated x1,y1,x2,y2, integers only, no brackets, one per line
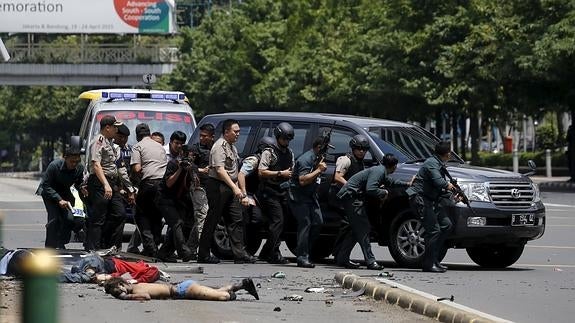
0,0,176,34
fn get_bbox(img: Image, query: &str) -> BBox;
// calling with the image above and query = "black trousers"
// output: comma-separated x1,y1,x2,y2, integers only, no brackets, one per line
198,178,247,259
42,196,75,249
409,194,453,268
334,196,376,265
85,175,126,251
156,194,193,259
288,197,323,263
134,179,163,256
257,188,289,260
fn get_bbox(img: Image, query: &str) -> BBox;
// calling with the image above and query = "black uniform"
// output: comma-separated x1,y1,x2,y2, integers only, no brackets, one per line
331,153,365,259
155,159,195,261
336,165,409,267
406,155,453,271
288,149,324,266
36,158,84,248
257,145,294,263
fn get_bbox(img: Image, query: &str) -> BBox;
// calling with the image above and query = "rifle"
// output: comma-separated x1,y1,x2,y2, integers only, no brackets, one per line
313,122,336,170
440,166,477,216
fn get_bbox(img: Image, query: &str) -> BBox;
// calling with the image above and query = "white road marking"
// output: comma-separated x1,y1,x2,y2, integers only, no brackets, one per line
377,278,513,323
527,245,575,250
445,261,575,268
544,203,575,208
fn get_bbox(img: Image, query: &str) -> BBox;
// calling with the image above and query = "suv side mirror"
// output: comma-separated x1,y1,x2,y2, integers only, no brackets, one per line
524,160,536,177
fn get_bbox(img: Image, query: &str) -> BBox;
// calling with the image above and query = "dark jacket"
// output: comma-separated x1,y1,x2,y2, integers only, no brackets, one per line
36,159,84,205
405,155,449,201
337,165,408,199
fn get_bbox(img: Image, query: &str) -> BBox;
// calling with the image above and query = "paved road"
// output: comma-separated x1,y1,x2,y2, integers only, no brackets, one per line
367,191,574,323
0,177,431,323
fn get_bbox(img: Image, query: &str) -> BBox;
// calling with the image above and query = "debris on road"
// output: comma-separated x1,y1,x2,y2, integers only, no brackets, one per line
325,299,333,306
304,287,326,293
437,295,455,302
273,307,281,312
282,294,303,301
341,287,365,298
272,271,286,278
357,309,373,313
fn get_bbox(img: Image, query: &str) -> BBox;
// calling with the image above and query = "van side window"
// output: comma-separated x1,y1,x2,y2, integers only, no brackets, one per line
234,120,259,157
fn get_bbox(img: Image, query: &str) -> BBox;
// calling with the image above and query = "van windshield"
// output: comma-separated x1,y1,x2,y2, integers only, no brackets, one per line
92,110,195,146
367,126,463,163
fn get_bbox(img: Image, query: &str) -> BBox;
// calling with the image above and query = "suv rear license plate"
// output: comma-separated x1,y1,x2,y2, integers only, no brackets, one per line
512,214,535,226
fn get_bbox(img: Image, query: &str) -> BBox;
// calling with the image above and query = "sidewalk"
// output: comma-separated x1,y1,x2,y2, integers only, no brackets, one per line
531,175,575,192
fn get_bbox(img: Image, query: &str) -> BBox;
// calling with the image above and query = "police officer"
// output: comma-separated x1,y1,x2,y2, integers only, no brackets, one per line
336,154,411,269
86,115,135,251
198,119,255,264
187,123,215,258
114,124,140,254
289,136,328,268
257,122,295,264
36,145,84,249
331,135,370,263
406,141,455,273
238,136,276,199
130,123,167,258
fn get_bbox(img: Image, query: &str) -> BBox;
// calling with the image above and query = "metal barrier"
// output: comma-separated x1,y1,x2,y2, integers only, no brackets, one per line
21,249,60,323
546,149,552,178
5,44,179,64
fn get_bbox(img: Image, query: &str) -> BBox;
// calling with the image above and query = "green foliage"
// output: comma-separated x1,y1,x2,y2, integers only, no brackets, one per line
473,151,566,167
535,123,558,149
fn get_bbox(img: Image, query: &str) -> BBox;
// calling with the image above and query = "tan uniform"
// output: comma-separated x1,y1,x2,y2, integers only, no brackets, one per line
208,137,239,182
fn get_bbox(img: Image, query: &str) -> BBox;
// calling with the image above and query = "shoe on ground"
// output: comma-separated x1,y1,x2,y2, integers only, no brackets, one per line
338,261,360,269
297,260,315,268
435,262,447,270
366,262,383,270
234,255,257,264
268,256,290,265
157,252,179,263
422,265,446,273
242,278,259,300
198,255,220,264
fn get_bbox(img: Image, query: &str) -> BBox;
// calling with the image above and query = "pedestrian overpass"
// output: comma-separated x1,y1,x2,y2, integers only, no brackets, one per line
0,42,179,86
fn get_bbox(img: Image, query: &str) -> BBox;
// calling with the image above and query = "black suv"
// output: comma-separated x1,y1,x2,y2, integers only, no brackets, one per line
189,112,545,268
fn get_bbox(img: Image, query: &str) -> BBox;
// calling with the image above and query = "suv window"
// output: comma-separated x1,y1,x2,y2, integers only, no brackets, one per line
260,122,312,158
326,127,374,162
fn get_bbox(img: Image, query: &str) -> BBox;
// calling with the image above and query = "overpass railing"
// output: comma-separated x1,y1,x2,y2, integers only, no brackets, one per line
5,44,179,64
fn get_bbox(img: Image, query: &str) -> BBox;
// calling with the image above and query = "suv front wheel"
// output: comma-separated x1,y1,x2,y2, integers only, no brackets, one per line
389,211,425,268
466,244,525,268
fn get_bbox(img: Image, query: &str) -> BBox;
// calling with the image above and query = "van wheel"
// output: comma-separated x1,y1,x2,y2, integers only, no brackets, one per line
388,211,425,268
212,223,262,260
466,244,525,268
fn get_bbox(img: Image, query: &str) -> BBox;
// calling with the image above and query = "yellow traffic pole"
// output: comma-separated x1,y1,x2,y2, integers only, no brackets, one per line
21,249,60,323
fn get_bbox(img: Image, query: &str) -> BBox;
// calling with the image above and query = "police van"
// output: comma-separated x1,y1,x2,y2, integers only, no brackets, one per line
78,88,197,151
77,88,197,225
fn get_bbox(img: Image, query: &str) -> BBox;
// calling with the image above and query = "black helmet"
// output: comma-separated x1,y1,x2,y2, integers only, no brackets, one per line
274,122,294,140
258,136,276,152
349,134,370,150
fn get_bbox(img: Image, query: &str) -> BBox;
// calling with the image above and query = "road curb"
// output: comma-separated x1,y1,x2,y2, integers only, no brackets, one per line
334,272,506,323
539,181,575,192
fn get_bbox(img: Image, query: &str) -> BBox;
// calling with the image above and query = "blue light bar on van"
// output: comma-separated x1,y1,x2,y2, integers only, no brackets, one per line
100,91,185,101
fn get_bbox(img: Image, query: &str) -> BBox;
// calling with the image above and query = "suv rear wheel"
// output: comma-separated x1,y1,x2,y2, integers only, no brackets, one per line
466,244,525,268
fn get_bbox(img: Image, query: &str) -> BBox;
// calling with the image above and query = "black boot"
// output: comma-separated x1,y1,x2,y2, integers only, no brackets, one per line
233,278,259,300
435,262,448,270
173,225,194,262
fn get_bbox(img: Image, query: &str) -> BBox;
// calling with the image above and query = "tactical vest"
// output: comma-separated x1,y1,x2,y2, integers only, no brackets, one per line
343,153,366,180
261,145,294,189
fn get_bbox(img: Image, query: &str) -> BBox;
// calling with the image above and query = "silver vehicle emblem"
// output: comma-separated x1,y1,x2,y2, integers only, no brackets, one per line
510,188,521,199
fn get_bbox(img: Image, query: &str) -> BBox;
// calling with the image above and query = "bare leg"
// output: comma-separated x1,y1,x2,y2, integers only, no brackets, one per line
185,284,231,301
